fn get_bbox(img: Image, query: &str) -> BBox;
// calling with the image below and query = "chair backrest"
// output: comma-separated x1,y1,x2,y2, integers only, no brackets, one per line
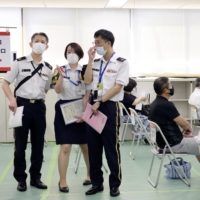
129,108,155,147
148,120,177,154
118,102,130,117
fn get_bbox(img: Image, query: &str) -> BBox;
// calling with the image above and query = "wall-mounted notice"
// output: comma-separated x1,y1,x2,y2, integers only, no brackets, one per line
0,32,10,72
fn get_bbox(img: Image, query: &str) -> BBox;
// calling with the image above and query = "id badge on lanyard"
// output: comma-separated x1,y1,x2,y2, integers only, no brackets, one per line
76,80,86,95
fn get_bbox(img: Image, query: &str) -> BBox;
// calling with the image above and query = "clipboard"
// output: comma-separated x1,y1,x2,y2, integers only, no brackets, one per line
60,99,83,125
82,103,107,134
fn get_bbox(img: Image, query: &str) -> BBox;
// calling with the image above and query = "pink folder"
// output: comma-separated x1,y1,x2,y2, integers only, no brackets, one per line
82,103,107,134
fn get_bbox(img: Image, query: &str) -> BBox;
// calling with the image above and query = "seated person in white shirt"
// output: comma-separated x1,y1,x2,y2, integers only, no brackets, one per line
189,77,200,109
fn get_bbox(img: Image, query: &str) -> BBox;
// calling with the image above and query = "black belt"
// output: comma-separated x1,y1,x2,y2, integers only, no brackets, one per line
17,96,45,103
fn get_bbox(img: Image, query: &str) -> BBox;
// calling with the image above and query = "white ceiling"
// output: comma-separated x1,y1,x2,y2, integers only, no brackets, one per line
0,0,200,9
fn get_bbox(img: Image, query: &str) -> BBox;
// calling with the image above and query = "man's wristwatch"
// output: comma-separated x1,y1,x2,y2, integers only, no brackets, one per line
97,96,103,104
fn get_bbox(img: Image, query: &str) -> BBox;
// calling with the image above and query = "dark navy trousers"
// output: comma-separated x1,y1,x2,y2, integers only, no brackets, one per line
14,98,46,182
86,101,122,188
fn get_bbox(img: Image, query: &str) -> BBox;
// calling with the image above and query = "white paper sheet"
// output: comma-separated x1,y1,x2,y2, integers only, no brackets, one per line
135,102,142,110
8,106,24,129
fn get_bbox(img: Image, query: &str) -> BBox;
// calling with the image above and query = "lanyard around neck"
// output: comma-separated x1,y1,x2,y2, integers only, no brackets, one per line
64,67,81,86
98,52,115,84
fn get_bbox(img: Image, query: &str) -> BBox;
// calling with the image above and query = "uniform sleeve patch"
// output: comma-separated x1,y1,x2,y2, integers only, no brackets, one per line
17,56,26,61
44,61,53,70
94,58,100,62
117,57,126,62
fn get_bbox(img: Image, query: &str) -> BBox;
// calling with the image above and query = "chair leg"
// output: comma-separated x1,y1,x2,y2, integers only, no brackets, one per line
129,133,140,160
148,153,165,188
74,146,82,174
120,124,126,145
121,122,129,145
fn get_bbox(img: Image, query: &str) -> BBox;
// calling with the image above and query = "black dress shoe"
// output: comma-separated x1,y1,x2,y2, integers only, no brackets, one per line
83,180,92,186
85,185,104,195
17,181,27,192
30,179,47,189
110,187,120,197
58,182,69,193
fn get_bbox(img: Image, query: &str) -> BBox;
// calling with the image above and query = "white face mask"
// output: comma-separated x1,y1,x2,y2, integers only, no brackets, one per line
32,43,46,55
67,53,79,64
96,46,107,56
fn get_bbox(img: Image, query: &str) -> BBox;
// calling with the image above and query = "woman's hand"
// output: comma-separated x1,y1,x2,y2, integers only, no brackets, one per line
74,115,84,123
56,65,65,77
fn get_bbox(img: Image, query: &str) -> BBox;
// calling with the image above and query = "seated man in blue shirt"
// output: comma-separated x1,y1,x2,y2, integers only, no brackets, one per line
149,77,200,162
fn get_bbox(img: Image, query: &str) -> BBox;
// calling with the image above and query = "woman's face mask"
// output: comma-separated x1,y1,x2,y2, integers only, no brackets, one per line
32,43,46,55
67,53,79,64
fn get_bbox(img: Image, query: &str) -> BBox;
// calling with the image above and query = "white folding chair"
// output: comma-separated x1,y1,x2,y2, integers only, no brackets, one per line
118,102,132,145
148,120,190,188
191,105,200,132
74,145,108,174
129,108,153,160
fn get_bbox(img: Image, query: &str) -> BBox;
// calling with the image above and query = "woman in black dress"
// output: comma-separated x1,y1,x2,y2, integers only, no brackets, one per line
51,43,91,193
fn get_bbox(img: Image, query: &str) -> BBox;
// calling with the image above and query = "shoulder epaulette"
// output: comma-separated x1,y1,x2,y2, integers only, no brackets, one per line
17,56,26,61
94,58,100,62
117,57,126,62
44,61,52,70
92,68,99,72
50,68,59,89
52,68,59,77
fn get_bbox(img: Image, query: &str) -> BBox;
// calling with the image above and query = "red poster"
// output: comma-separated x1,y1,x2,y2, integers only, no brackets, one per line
0,32,11,72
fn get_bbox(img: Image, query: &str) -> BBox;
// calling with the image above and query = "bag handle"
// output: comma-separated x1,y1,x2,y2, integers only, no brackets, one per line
171,157,184,166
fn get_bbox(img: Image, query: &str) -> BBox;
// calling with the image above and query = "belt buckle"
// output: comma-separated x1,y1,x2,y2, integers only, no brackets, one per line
30,99,35,103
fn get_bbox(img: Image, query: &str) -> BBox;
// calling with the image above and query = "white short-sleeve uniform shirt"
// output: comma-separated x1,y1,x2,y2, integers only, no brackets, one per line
51,64,92,100
189,88,200,109
92,53,129,102
4,54,53,100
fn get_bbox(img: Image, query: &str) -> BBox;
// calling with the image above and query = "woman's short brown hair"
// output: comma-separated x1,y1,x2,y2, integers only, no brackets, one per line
64,43,84,60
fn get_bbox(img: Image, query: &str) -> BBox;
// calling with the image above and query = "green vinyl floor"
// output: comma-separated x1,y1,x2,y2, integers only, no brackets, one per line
0,141,200,200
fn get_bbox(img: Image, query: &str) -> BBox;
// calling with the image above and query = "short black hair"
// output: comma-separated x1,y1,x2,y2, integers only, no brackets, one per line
94,29,115,47
154,77,169,95
31,32,49,44
196,77,200,87
64,43,84,60
124,78,137,92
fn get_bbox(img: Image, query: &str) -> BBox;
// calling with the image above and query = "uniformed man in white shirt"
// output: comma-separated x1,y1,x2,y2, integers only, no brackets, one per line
2,32,52,192
84,29,129,197
189,77,200,109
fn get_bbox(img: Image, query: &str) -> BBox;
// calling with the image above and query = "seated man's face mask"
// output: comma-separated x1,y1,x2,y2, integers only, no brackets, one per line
168,86,174,96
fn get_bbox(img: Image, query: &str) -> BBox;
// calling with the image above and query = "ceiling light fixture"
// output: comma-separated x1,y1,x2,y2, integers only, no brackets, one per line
106,0,128,8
